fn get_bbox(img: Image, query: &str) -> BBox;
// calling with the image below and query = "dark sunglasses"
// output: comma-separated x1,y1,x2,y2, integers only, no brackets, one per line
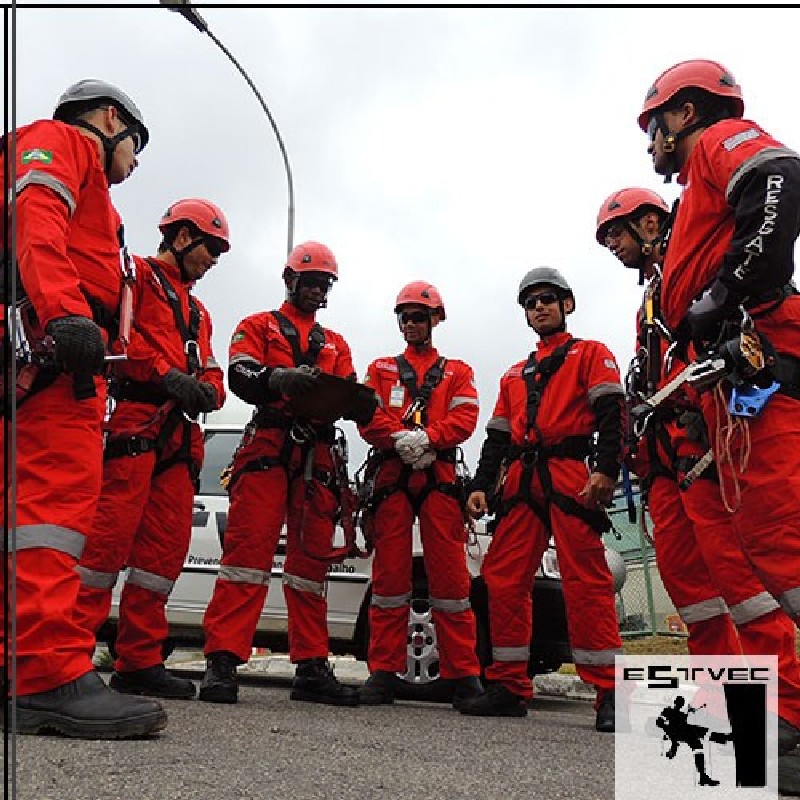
524,291,560,309
298,274,333,292
398,310,429,325
203,238,226,258
129,129,143,155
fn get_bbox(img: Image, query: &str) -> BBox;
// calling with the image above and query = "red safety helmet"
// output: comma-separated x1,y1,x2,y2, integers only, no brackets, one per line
285,241,338,279
394,281,446,321
638,58,744,132
158,198,230,252
595,188,670,244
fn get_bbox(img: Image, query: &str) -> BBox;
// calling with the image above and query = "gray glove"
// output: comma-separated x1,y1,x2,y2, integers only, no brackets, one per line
162,368,215,418
45,315,105,374
267,364,320,398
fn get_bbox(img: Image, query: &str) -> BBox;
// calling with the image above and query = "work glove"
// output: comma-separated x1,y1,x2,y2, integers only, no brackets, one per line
686,281,739,345
267,365,320,398
392,429,430,464
411,450,436,471
162,368,216,418
45,315,106,374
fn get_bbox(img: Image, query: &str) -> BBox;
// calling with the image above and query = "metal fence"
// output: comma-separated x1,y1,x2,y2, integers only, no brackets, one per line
604,495,685,639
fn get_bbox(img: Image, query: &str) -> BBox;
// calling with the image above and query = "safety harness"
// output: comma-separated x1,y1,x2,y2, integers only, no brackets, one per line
223,311,359,562
359,355,468,525
104,259,201,479
495,338,610,535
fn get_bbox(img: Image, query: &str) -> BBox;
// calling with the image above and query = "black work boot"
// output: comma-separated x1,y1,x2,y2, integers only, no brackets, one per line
9,670,167,739
358,670,405,705
458,683,528,717
198,651,240,704
451,676,484,711
595,690,616,733
290,658,358,707
110,664,196,700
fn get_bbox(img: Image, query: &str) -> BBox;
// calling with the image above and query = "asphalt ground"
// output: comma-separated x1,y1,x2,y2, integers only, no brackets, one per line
4,661,611,800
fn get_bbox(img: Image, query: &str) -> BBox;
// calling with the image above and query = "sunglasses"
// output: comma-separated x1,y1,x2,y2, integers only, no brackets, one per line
523,291,560,309
646,116,660,143
203,238,226,258
298,274,333,292
398,310,429,325
129,129,144,155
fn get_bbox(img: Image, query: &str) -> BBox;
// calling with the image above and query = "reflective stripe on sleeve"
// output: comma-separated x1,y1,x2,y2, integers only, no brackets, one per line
218,565,271,586
75,565,119,590
487,416,511,433
727,147,800,201
588,382,624,404
8,524,85,558
229,353,265,367
371,592,412,609
15,170,77,215
448,396,479,410
678,597,729,624
127,567,174,596
282,572,325,597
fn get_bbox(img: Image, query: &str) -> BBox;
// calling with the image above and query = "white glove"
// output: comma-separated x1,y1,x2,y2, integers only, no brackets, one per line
411,450,436,471
392,429,430,464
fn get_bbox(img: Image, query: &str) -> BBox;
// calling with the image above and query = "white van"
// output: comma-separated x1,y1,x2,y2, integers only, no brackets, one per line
100,424,626,692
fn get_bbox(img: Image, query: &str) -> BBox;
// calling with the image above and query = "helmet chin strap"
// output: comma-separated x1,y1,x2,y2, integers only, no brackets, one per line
169,238,205,282
72,119,135,176
653,110,727,183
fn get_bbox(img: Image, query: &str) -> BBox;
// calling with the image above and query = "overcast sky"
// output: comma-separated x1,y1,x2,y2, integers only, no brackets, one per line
11,4,800,468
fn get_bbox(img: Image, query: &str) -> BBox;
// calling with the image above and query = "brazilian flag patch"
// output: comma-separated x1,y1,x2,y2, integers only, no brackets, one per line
21,148,53,165
231,331,245,344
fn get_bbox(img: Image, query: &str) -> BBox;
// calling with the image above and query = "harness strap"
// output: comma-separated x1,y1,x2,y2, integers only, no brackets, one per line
103,435,158,461
395,354,447,427
270,309,325,368
145,259,201,375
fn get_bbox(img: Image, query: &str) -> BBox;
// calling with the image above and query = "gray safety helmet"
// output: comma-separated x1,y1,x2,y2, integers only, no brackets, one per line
53,79,149,151
517,267,575,308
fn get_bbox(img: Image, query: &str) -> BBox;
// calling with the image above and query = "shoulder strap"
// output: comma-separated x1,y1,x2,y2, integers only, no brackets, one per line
394,355,447,402
271,309,325,367
146,258,201,374
523,338,579,432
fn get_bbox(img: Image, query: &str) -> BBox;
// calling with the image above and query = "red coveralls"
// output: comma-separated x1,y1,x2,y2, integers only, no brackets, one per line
482,333,623,701
631,287,800,727
73,255,224,672
202,301,355,663
1,120,123,694
357,347,481,679
661,118,800,626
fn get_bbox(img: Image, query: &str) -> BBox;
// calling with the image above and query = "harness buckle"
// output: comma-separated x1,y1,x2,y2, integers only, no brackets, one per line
290,421,316,445
519,447,539,468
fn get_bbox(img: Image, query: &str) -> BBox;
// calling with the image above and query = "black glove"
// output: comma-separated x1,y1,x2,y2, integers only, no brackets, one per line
162,368,214,418
267,365,320,398
686,281,740,344
45,315,105,374
344,390,379,426
199,382,218,412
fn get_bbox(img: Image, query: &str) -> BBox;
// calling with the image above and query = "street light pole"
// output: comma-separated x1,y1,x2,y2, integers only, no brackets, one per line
160,0,295,255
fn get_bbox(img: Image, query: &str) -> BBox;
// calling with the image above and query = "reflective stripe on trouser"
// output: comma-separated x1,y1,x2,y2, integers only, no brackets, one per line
283,469,338,663
0,375,105,694
648,477,741,657
202,460,288,663
367,476,480,679
681,460,800,728
484,458,622,698
74,449,157,643
111,461,194,672
698,303,800,619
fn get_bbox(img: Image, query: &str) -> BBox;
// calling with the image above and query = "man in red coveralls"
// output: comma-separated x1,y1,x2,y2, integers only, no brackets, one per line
199,241,374,705
461,268,623,727
74,199,227,699
355,281,483,708
597,186,800,755
1,79,166,737
637,57,800,790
